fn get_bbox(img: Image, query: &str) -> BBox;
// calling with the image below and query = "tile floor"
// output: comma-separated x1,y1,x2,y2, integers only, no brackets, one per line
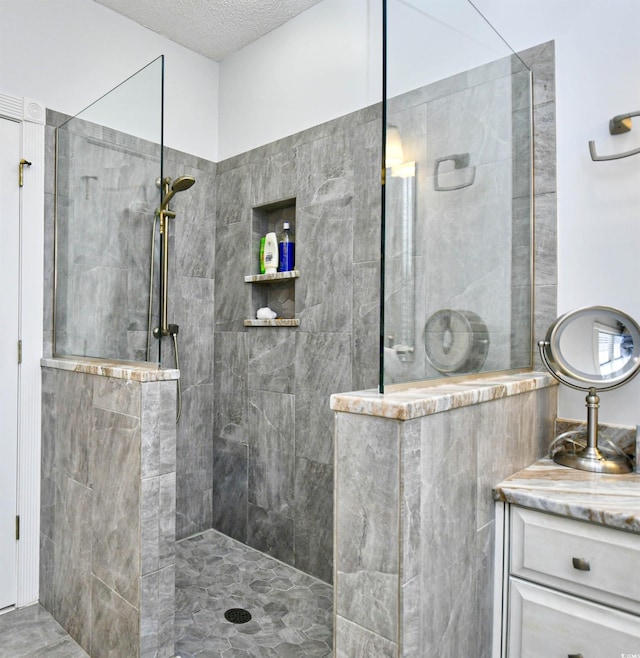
0,603,88,657
0,529,333,658
176,529,333,657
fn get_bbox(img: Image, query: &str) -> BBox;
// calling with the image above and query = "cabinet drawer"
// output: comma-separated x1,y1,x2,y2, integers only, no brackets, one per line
510,507,640,614
508,577,640,658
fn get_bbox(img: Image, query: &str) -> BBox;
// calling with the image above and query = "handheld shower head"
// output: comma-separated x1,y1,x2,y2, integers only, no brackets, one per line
160,175,196,211
172,175,196,192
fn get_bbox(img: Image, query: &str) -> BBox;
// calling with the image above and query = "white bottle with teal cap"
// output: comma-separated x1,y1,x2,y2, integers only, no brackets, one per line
262,232,279,274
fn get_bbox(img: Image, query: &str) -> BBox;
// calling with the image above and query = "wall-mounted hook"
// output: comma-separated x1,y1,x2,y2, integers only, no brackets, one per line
588,110,640,161
609,111,640,134
434,153,476,191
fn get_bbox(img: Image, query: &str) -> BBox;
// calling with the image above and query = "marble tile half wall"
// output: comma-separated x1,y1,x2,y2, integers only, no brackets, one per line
333,375,557,657
40,363,177,658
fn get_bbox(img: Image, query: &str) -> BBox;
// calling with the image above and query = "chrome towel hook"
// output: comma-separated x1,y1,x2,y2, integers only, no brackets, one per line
588,110,640,161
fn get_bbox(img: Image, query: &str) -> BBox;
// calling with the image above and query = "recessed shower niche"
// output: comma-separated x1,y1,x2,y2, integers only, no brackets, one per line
244,198,299,327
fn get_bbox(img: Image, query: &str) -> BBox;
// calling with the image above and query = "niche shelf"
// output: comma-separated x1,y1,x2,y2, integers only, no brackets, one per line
244,318,300,327
245,198,298,327
244,270,299,284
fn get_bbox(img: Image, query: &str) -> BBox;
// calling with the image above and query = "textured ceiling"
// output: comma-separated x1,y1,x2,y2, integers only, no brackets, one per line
93,0,323,61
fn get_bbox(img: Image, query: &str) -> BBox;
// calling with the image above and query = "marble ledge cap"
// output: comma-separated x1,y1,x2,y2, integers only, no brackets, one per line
41,357,180,382
329,372,556,421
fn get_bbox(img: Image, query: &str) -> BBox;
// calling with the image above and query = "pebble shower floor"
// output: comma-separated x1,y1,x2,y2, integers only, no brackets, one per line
0,530,333,657
175,529,333,657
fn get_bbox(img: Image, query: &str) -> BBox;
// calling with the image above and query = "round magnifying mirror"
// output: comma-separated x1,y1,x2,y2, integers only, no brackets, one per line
539,305,640,474
543,306,640,388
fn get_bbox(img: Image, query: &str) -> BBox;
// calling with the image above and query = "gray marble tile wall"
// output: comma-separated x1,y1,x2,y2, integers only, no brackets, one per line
212,106,381,584
161,146,217,541
520,41,558,369
510,64,535,369
40,366,176,657
44,112,217,543
334,382,557,656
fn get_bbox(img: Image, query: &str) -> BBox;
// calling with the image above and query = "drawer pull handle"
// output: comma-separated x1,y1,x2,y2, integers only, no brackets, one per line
572,557,591,571
568,654,584,658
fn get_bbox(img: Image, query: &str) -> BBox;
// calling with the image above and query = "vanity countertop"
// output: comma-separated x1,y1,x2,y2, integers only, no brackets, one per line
494,458,640,535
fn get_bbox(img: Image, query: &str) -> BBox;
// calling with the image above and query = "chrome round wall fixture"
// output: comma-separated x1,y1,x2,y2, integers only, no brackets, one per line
424,309,489,374
539,305,640,474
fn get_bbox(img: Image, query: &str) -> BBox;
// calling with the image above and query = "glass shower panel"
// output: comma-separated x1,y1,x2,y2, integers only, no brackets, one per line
54,56,164,363
382,0,532,390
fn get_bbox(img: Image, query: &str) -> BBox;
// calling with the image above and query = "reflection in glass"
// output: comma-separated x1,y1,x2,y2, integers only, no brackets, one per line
382,0,533,391
595,321,633,376
385,160,416,364
54,56,164,364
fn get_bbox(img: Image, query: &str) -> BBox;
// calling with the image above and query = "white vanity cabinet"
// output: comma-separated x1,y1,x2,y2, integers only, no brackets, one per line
494,504,640,658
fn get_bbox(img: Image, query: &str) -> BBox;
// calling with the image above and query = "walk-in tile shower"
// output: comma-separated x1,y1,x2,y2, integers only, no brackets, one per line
40,1,555,656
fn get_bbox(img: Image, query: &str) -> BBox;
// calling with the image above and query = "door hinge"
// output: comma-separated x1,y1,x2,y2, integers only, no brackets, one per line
18,339,22,364
16,515,20,541
19,158,32,187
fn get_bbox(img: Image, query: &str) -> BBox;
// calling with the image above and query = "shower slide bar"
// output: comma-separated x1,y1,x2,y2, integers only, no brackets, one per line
589,110,640,161
147,175,196,423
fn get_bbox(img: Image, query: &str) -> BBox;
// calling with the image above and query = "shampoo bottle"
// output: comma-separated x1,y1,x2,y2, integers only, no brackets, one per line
278,222,295,272
263,232,279,274
259,236,265,274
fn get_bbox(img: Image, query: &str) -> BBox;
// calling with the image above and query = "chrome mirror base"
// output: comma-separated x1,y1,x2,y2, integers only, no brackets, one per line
553,448,632,474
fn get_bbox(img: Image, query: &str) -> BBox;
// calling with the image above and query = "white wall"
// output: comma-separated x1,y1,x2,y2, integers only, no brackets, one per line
217,0,381,160
216,0,514,159
0,0,218,161
472,0,640,426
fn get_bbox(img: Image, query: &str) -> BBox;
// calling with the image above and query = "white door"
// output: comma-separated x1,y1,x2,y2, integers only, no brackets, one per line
0,116,20,610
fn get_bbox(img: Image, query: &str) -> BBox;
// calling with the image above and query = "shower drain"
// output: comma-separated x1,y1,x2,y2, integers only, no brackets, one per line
224,608,252,624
